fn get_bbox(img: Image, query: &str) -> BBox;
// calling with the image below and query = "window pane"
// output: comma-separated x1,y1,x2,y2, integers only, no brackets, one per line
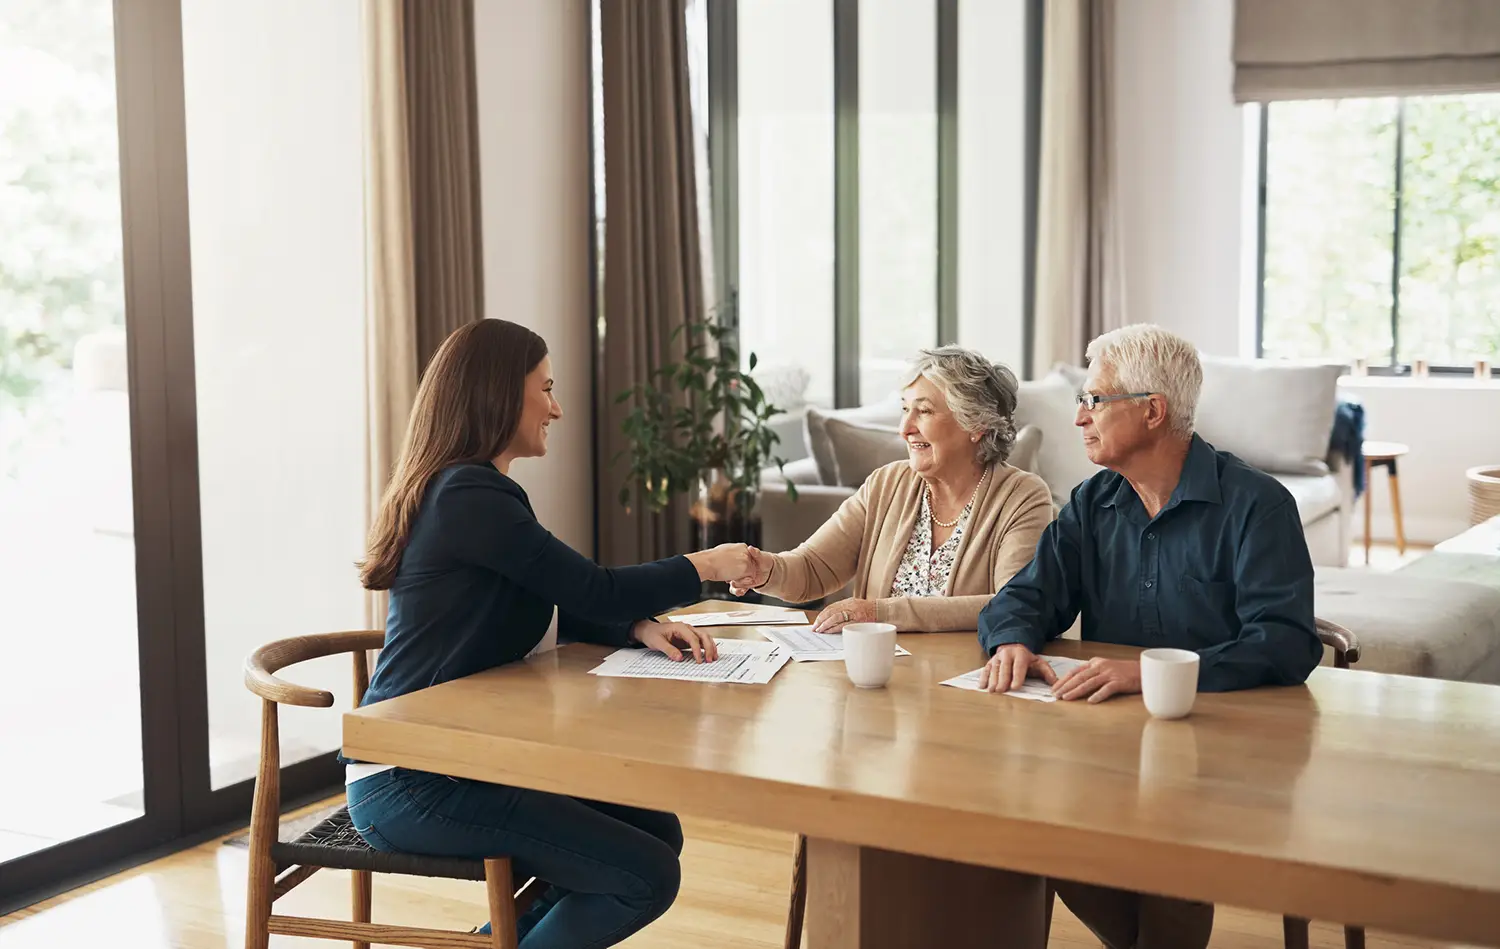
738,0,834,409
858,0,937,403
1262,98,1398,363
0,0,144,859
182,0,367,788
1398,93,1500,366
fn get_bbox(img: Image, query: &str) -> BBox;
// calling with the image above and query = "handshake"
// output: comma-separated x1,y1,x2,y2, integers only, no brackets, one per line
685,543,774,594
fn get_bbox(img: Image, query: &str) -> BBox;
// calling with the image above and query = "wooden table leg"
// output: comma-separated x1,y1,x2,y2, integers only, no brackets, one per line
1364,459,1374,564
1389,463,1406,555
805,837,1047,949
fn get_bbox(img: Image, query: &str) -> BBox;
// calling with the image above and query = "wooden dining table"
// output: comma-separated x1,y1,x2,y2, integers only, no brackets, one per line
343,600,1500,948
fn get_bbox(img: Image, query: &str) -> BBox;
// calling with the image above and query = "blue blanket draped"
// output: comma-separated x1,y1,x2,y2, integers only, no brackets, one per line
1329,395,1366,498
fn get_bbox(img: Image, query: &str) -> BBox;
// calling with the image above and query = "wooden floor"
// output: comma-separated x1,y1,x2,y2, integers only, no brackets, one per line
0,797,1475,949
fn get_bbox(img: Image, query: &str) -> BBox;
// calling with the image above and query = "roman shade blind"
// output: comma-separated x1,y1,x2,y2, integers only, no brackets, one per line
1234,0,1500,102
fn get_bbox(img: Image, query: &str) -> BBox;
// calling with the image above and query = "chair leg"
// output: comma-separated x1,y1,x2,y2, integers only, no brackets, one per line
1346,925,1366,949
485,857,520,949
351,869,372,949
784,834,808,949
1283,915,1310,949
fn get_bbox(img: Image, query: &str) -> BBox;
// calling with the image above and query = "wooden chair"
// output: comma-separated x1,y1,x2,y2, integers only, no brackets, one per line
1283,618,1365,949
242,630,543,949
783,620,1368,949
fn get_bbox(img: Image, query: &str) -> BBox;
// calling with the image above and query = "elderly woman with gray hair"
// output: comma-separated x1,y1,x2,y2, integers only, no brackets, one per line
732,346,1054,633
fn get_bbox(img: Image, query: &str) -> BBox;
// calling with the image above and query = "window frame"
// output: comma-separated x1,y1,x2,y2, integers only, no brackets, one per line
1254,95,1492,376
706,0,983,408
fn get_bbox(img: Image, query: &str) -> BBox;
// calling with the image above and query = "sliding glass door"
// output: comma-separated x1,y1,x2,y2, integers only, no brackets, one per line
1,0,346,910
0,0,148,866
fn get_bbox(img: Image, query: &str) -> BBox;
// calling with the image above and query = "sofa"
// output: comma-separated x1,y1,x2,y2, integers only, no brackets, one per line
760,356,1354,568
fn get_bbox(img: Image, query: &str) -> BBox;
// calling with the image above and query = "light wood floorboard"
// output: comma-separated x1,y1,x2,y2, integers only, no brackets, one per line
0,797,1478,948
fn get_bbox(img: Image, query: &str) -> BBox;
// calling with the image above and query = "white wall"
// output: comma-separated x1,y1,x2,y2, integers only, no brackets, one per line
473,0,594,555
957,0,1028,367
1339,376,1500,545
181,0,366,781
1111,0,1500,550
1114,0,1243,356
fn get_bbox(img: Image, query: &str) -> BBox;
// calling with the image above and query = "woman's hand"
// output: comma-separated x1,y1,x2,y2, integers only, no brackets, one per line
727,547,774,597
685,543,757,584
631,620,719,662
811,597,878,632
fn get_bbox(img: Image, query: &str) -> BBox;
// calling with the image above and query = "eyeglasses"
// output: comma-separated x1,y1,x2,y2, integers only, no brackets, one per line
1075,391,1155,411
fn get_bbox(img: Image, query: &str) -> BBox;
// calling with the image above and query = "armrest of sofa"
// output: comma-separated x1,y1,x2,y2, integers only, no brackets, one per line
1326,450,1355,567
758,480,854,556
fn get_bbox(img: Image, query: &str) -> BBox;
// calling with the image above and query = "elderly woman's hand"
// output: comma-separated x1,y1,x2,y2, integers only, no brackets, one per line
811,597,878,632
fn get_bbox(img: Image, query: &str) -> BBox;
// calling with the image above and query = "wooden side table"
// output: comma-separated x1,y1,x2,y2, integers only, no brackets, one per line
1363,440,1409,564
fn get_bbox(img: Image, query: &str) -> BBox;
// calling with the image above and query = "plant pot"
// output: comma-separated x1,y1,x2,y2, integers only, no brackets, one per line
688,468,763,551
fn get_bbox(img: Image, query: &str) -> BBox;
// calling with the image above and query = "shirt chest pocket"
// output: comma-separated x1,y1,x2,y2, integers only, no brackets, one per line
1177,576,1238,629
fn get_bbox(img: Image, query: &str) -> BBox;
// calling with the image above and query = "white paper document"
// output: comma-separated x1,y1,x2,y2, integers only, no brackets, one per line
588,638,791,685
940,656,1088,702
758,625,912,662
666,607,809,627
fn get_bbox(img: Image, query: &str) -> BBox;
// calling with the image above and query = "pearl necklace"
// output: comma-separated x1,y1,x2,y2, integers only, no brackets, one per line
927,467,987,529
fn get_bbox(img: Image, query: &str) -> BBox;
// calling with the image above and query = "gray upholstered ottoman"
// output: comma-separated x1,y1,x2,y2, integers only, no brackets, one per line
1315,564,1500,683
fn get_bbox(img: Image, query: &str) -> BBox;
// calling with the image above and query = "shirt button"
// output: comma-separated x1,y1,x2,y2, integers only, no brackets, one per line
1144,580,1154,589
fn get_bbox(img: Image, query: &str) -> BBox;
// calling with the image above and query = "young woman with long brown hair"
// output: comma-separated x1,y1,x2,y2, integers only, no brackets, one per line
345,319,758,947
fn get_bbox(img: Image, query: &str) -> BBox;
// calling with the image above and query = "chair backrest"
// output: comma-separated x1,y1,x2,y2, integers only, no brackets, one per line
242,630,386,820
245,629,386,708
1314,617,1360,668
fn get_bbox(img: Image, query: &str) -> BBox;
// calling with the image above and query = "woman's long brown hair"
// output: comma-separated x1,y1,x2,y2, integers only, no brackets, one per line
359,319,549,590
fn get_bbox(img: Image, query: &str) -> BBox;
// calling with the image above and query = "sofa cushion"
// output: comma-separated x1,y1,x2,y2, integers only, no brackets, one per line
1009,425,1044,475
1195,357,1342,476
824,416,906,487
1315,566,1500,682
1274,473,1341,526
1015,371,1101,505
760,457,822,487
804,398,904,485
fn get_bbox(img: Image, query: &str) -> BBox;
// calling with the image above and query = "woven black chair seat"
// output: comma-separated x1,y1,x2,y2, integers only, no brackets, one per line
270,806,487,881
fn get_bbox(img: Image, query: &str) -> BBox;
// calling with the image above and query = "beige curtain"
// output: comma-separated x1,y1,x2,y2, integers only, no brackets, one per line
1235,0,1500,102
360,0,483,626
403,0,485,369
1031,0,1126,375
596,0,706,565
361,0,420,629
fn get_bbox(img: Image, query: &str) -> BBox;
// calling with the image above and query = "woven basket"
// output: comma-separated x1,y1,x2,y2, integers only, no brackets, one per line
1468,465,1500,526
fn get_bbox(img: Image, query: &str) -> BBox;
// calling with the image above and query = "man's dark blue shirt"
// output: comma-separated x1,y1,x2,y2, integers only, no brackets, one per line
979,434,1321,692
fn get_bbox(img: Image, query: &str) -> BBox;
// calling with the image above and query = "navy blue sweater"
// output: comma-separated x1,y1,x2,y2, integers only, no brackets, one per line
357,463,702,712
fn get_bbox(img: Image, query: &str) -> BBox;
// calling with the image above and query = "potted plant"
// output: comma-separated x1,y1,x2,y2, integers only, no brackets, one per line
615,306,796,554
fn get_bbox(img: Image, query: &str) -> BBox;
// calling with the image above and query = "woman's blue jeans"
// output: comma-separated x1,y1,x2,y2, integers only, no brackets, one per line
346,768,683,948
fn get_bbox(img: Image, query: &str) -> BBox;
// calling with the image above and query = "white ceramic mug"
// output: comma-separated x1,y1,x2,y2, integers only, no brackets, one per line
1140,648,1200,719
842,622,897,689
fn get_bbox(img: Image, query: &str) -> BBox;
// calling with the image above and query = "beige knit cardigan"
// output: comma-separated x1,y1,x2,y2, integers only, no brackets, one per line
758,460,1054,631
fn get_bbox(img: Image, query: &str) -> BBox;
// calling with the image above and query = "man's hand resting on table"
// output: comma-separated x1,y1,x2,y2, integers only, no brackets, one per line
978,644,1059,693
1050,657,1142,703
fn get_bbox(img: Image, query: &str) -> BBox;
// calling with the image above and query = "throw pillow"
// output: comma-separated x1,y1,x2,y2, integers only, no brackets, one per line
1008,424,1044,474
1015,371,1101,504
803,396,904,485
1195,357,1343,476
823,416,907,488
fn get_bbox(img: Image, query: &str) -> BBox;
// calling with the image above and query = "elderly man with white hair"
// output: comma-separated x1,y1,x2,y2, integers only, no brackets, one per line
976,323,1322,949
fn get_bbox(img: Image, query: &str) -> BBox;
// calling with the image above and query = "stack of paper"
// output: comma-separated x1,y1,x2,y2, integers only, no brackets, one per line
667,607,808,627
588,639,791,685
940,656,1087,702
758,625,912,663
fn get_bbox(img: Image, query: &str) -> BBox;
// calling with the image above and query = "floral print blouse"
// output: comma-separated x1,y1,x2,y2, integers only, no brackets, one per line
890,489,972,598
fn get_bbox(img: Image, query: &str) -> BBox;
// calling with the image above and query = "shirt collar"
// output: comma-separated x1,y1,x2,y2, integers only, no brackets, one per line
1099,433,1222,509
